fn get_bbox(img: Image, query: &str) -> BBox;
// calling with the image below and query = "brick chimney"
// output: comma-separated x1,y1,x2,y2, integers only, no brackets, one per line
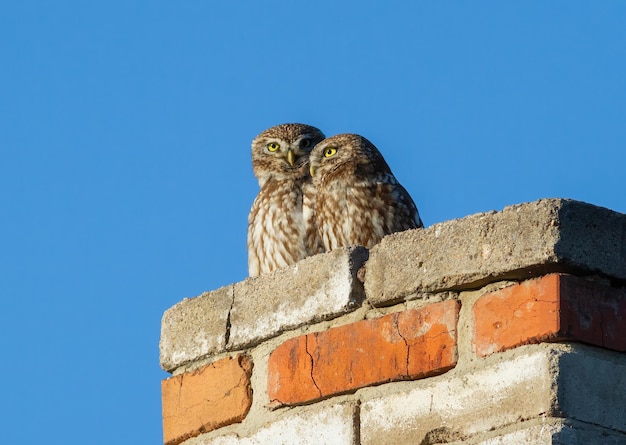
159,198,626,445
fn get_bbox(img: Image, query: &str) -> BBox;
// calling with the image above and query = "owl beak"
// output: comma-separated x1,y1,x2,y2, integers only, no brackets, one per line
309,164,315,177
286,149,295,166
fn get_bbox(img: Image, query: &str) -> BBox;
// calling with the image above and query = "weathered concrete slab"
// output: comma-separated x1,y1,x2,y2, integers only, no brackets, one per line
228,246,368,349
360,347,558,445
549,421,626,445
447,420,626,445
364,198,626,306
160,285,233,372
360,344,626,445
190,403,357,445
557,345,626,432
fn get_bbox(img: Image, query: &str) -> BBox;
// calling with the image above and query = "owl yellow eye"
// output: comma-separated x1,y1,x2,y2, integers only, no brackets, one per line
324,147,337,158
267,142,280,152
300,139,311,148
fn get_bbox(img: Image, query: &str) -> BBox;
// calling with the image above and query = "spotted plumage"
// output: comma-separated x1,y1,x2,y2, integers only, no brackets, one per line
247,123,325,277
309,133,423,251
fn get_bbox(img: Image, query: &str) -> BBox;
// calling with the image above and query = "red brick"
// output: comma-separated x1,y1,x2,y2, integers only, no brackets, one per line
268,300,459,406
559,274,626,350
473,274,626,357
161,354,253,445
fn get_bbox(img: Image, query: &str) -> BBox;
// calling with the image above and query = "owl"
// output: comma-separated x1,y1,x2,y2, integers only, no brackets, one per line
309,133,423,251
247,123,326,277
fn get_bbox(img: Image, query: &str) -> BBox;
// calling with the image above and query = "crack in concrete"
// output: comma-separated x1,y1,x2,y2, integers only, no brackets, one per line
225,285,234,347
304,334,323,397
352,400,361,445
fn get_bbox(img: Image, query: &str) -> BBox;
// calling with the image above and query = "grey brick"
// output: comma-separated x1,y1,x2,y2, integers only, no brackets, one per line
159,285,233,372
228,246,367,349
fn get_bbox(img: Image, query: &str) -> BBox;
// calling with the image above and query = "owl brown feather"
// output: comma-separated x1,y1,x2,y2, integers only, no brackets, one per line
247,123,325,276
309,133,423,251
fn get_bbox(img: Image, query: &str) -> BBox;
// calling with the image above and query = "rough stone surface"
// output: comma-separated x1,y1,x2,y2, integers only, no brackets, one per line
557,345,626,433
268,300,459,406
361,345,626,445
474,273,626,357
190,403,357,445
228,246,368,349
160,285,233,372
549,421,626,445
360,348,558,445
161,354,253,445
447,422,561,444
447,420,626,445
364,198,626,306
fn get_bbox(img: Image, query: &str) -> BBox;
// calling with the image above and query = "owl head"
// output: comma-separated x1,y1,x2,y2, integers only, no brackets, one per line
309,133,392,185
251,123,325,186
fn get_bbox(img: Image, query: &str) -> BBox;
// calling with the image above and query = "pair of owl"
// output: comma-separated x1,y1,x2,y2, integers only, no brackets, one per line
247,123,423,277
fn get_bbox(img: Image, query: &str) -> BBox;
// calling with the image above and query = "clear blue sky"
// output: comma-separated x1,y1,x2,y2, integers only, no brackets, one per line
1,2,625,443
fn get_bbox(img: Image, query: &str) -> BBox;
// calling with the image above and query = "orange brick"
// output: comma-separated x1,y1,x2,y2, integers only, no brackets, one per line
473,274,561,357
473,274,626,357
161,354,253,445
268,300,459,406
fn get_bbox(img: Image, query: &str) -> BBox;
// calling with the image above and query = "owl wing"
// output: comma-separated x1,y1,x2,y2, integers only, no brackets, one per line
361,179,421,243
390,182,423,230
